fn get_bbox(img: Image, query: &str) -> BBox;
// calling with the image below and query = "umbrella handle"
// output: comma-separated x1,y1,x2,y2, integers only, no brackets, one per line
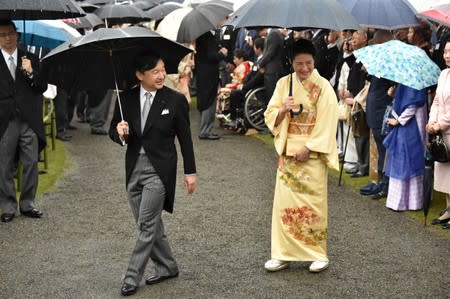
114,79,124,122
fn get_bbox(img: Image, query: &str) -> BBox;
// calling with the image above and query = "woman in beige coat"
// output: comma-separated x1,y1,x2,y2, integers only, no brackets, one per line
427,38,450,229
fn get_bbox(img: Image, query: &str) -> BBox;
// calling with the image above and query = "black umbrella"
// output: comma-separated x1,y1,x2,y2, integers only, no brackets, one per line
158,0,233,43
93,4,151,26
146,2,183,21
63,13,104,29
225,0,359,31
132,1,159,11
78,1,100,13
42,26,193,119
84,0,114,5
0,0,86,20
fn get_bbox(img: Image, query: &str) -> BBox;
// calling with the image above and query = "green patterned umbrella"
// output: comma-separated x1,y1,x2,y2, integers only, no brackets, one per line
354,40,441,90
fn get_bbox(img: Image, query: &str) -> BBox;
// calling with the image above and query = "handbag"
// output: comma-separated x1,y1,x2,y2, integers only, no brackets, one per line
429,133,450,163
350,102,370,137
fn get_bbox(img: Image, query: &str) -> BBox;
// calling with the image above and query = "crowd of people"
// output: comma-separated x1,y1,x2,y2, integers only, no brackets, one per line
1,5,450,297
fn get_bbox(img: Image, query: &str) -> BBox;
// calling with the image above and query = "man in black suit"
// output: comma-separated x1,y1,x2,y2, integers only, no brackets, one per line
195,30,228,140
0,19,47,223
259,28,285,101
109,53,196,296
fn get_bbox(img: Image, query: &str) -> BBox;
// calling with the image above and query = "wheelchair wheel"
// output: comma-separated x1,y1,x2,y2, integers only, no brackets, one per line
244,87,267,131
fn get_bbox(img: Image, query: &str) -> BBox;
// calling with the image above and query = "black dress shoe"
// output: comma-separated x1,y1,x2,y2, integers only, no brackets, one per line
145,272,179,285
198,134,220,140
91,128,108,135
1,213,15,222
431,217,450,225
56,134,72,141
20,208,43,218
442,222,450,229
350,171,367,178
372,191,388,200
121,283,137,296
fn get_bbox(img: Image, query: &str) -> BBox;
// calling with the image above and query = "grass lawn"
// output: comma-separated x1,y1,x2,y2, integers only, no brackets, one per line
15,139,70,198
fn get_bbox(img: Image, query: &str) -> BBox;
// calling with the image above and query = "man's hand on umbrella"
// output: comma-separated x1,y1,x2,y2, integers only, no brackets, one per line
21,57,33,74
117,121,129,138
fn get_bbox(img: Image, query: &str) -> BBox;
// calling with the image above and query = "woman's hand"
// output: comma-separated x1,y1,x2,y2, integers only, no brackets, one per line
295,146,310,162
280,96,295,113
387,118,399,126
116,121,129,138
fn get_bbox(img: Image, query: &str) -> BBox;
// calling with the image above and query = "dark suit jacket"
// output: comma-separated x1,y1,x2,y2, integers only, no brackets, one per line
366,77,393,129
109,86,196,213
0,49,47,151
195,31,226,111
311,29,331,79
258,29,284,75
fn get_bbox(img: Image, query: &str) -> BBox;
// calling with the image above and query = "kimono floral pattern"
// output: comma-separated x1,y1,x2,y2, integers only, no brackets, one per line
302,81,321,102
278,156,316,195
281,206,327,246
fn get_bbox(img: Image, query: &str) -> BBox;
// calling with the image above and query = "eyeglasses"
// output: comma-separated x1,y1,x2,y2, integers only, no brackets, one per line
0,31,17,38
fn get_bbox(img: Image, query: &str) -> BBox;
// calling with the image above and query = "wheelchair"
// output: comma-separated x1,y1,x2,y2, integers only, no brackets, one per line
243,86,267,131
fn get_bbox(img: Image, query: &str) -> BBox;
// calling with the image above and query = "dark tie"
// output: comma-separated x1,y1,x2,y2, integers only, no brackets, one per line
8,56,16,80
141,92,152,133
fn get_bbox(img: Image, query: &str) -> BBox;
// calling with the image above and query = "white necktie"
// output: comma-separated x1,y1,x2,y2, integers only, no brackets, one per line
8,56,16,80
141,92,152,133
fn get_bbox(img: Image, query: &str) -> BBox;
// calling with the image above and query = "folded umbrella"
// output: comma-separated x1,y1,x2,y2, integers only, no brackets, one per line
353,40,441,90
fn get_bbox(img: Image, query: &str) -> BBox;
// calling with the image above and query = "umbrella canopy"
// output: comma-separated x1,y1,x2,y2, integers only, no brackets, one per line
353,40,441,90
78,1,100,13
42,26,193,92
132,1,159,11
63,13,104,29
84,0,114,5
13,19,81,49
94,4,151,26
0,0,85,20
225,0,359,31
419,4,450,27
158,0,233,43
146,2,183,21
337,0,419,30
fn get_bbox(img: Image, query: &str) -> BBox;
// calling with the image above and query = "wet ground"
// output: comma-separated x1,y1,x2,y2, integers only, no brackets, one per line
1,107,449,299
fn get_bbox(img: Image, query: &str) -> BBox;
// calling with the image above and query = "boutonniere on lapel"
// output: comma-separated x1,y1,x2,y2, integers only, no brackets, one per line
161,108,170,115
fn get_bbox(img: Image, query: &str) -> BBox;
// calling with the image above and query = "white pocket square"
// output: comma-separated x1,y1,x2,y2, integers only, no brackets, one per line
161,109,170,115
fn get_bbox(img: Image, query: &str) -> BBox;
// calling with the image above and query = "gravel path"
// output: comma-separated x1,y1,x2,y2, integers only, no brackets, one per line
1,107,449,299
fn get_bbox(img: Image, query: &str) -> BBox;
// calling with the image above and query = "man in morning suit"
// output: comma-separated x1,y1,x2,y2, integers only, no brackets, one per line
109,53,196,296
0,19,47,223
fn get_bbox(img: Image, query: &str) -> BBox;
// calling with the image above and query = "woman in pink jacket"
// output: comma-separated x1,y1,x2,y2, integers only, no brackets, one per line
427,38,450,229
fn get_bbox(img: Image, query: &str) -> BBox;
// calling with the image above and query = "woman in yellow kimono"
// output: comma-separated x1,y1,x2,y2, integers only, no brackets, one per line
264,39,339,273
